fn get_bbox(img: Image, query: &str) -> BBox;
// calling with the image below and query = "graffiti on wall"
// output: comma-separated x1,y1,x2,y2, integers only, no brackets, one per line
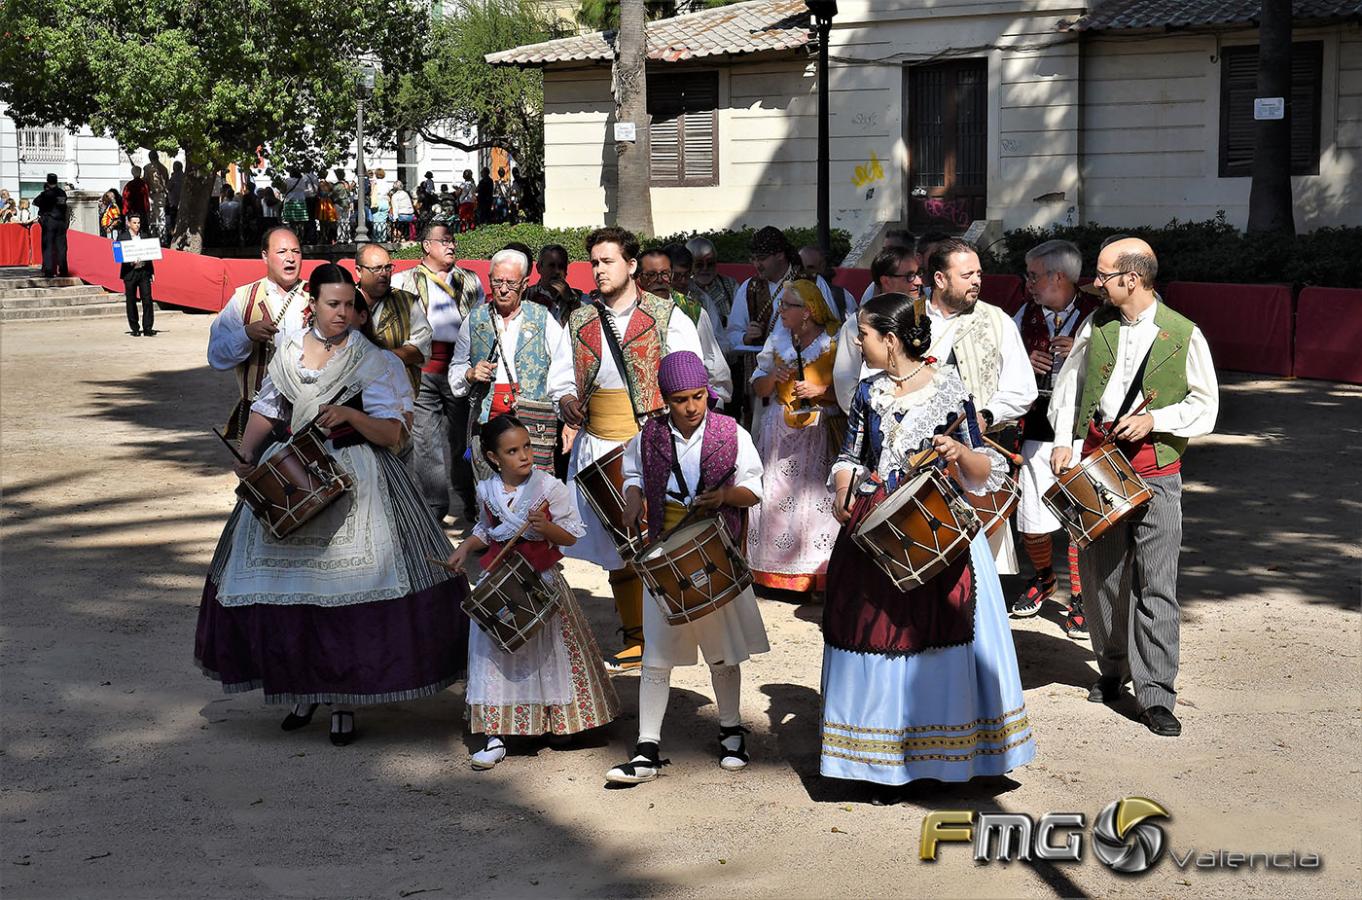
851,150,886,200
915,197,973,228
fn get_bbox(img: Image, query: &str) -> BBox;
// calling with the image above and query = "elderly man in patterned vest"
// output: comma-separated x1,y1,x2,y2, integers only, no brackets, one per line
558,227,706,672
924,237,1038,576
1049,237,1218,738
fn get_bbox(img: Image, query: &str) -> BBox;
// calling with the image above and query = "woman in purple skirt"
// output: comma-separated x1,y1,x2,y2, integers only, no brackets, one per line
195,264,468,745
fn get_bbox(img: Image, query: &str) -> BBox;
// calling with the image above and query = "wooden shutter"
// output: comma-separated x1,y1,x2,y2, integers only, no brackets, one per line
1219,41,1322,178
648,71,719,186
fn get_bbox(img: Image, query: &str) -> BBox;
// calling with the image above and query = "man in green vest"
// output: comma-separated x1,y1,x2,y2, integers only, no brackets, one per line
1048,238,1219,738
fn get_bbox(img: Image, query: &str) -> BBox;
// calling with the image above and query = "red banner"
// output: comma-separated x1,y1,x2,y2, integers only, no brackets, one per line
1162,281,1294,377
1294,287,1362,384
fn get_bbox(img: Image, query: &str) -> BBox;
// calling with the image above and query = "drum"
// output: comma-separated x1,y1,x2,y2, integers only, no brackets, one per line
635,518,753,625
853,468,981,591
236,429,353,539
463,553,560,655
964,471,1020,538
1042,443,1153,549
575,443,646,560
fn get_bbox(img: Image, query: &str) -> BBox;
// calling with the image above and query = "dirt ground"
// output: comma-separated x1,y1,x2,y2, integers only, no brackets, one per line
2,310,1359,900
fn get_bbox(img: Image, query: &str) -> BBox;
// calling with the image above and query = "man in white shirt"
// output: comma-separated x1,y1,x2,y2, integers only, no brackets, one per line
857,228,917,306
1048,237,1218,738
637,247,732,404
832,244,925,412
559,227,706,672
207,226,309,439
392,223,487,521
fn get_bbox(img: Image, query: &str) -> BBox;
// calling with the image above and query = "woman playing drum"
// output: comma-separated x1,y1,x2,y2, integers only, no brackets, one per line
603,351,769,785
822,293,1035,797
195,264,468,747
444,415,619,770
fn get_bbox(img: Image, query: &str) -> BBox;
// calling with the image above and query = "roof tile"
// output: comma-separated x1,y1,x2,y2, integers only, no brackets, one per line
1069,0,1362,31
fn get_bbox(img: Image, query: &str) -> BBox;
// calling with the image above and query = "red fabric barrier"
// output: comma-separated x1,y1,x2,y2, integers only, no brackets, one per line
1293,287,1362,384
64,230,124,294
982,274,1026,315
152,246,228,312
1162,281,1293,377
0,223,38,265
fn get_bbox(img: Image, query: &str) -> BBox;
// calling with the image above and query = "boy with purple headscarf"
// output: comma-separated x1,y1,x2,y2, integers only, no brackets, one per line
603,351,769,784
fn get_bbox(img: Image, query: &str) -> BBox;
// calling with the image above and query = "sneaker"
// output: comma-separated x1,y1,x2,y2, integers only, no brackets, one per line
605,741,669,784
718,725,750,771
1062,595,1089,639
471,736,507,770
1011,570,1056,617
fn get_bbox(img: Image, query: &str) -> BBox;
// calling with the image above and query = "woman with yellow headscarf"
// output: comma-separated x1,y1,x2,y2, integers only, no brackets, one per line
747,279,846,595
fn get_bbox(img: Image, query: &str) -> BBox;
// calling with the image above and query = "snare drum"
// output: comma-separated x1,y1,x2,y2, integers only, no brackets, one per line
1042,443,1153,549
964,472,1020,538
853,468,981,591
635,518,753,625
236,429,353,539
575,443,646,560
463,553,561,654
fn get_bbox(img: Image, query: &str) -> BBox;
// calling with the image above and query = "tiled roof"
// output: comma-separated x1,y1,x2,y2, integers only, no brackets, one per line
1069,0,1362,31
486,0,810,66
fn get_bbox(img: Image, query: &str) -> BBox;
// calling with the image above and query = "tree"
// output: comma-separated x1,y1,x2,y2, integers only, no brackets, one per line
1247,0,1296,235
575,0,740,31
373,0,555,181
0,0,420,252
613,0,653,234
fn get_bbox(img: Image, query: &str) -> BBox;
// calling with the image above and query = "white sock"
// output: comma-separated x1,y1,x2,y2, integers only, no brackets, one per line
484,735,505,751
709,663,742,730
637,665,672,746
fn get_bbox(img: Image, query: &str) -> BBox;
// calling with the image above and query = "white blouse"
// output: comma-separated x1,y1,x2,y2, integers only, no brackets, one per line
251,335,412,422
620,416,764,505
471,469,586,547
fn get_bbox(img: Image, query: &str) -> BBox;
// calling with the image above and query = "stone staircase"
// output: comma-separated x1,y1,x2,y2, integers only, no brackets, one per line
0,267,125,322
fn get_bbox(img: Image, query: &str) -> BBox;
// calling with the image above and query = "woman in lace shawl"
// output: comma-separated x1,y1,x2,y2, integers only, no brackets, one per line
821,293,1034,795
195,264,468,746
745,279,845,595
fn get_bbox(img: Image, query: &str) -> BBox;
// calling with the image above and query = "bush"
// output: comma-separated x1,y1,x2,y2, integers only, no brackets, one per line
982,214,1362,288
394,223,852,265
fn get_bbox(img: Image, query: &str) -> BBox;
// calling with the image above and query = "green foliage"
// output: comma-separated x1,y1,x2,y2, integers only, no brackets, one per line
374,0,554,177
984,215,1362,289
575,0,746,32
393,223,853,264
0,0,420,171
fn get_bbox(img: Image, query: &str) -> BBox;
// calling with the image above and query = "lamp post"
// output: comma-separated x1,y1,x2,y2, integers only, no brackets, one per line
354,65,376,244
807,1,838,257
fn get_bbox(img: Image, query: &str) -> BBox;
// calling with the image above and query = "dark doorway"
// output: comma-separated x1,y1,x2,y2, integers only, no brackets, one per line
905,59,988,233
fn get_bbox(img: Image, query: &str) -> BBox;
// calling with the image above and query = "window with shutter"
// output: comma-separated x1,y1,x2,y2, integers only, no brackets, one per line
1218,41,1322,178
648,71,719,187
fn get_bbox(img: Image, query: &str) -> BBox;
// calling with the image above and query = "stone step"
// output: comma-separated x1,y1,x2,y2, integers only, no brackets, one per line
0,303,128,322
0,285,112,302
0,275,85,289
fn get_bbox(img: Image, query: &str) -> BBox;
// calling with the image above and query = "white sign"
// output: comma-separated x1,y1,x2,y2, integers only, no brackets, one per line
614,122,637,142
113,237,163,263
1254,97,1285,120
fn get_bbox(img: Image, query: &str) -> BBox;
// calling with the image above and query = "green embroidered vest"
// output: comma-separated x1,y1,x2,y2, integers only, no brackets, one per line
1076,298,1195,467
467,300,552,423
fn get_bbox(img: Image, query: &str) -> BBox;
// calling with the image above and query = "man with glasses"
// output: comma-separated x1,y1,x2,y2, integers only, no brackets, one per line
1009,240,1098,633
356,242,430,395
448,247,574,476
858,228,918,305
392,223,486,522
831,244,924,412
208,226,309,441
1048,237,1218,738
637,248,732,404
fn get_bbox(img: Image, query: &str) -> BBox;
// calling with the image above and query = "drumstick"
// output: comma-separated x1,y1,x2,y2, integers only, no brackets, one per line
656,464,739,546
905,410,971,472
483,498,551,574
427,555,459,573
1101,395,1154,444
980,435,1023,467
212,427,250,466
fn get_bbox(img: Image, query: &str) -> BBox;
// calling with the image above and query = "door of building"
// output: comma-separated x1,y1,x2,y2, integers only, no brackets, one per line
905,59,988,234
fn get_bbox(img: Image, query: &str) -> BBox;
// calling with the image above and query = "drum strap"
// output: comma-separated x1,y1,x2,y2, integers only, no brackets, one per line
1100,344,1155,428
665,429,690,503
594,300,636,411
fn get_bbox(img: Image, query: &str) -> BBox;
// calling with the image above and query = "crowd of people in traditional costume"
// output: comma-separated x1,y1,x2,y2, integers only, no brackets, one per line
195,219,1218,796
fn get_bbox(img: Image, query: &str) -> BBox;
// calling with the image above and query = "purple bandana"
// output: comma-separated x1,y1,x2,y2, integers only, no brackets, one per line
657,350,708,396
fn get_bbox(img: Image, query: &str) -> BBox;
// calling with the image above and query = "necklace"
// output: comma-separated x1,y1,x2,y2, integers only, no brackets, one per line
312,325,348,351
885,356,936,385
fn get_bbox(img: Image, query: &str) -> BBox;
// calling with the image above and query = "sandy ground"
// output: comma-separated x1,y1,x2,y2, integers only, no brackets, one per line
1,310,1360,900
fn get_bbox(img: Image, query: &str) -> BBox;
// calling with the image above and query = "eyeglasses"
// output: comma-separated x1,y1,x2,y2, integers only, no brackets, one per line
890,269,923,281
490,278,524,290
641,271,672,282
424,237,457,246
358,264,394,274
1093,270,1130,286
1024,270,1050,283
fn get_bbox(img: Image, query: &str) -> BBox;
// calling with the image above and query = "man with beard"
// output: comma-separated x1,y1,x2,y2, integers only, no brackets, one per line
356,242,430,395
557,227,705,672
924,238,1038,576
830,243,925,413
208,226,309,441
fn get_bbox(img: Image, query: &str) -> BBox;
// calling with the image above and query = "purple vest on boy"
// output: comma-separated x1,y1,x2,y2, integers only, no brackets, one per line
640,412,741,541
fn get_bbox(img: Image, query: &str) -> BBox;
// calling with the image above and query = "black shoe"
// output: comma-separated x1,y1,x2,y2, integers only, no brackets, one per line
130,330,141,337
143,329,157,336
718,725,750,771
605,741,669,784
1087,677,1124,704
1139,705,1182,737
329,710,356,746
280,702,318,731
1062,595,1089,640
1012,570,1056,617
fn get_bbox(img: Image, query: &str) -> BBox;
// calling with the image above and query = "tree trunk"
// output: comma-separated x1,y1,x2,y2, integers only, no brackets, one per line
1247,0,1295,235
169,157,217,254
613,0,654,235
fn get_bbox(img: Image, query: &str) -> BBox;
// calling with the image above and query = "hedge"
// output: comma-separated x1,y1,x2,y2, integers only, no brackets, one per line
984,215,1362,288
392,223,853,265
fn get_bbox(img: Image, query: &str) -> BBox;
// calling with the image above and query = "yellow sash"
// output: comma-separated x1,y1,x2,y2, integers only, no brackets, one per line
662,500,688,531
587,388,639,441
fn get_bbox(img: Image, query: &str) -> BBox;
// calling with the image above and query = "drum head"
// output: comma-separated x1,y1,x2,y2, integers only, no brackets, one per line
638,520,715,564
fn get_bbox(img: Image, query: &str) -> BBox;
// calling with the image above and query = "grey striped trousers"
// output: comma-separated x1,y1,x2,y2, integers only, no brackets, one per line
1077,473,1183,710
